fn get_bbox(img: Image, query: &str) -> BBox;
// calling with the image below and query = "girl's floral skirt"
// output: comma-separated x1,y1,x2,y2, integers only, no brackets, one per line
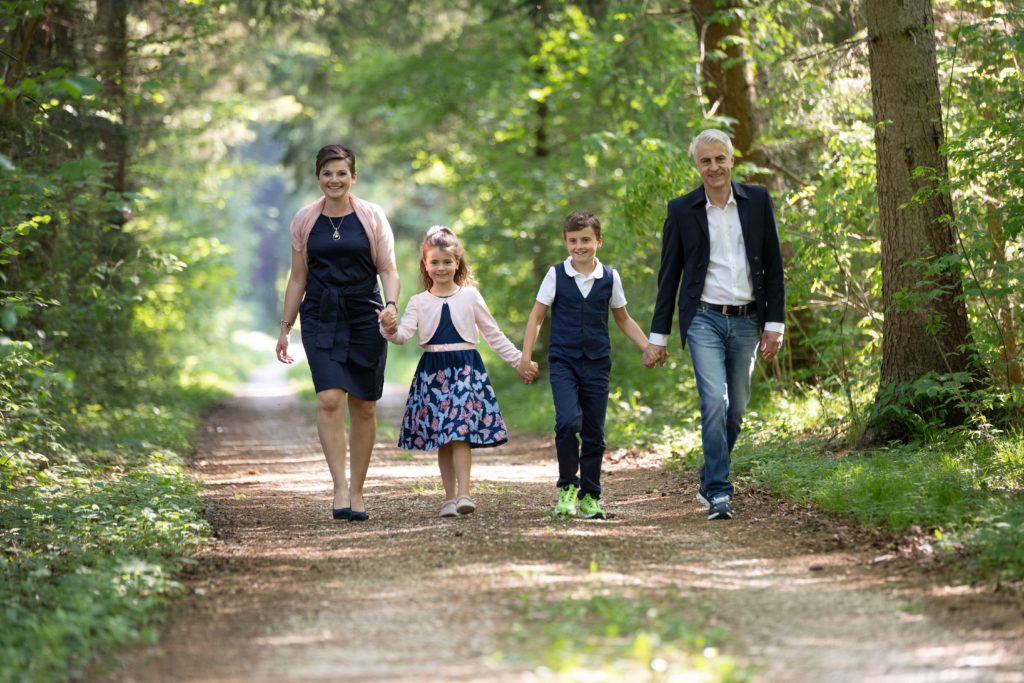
398,349,509,451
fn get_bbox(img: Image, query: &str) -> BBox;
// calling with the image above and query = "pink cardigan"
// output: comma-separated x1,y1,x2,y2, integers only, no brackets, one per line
289,194,396,275
382,287,522,366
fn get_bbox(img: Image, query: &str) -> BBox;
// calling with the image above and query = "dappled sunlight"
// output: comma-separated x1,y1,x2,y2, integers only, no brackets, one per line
250,630,336,648
102,367,1024,683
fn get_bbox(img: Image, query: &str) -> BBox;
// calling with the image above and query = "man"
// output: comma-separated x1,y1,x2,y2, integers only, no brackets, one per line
643,129,785,520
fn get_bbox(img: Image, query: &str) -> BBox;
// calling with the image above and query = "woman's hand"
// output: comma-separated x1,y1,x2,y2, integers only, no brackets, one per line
276,331,294,364
377,307,398,336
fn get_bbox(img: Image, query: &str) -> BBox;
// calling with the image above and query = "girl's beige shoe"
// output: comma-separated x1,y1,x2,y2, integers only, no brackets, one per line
438,499,458,518
455,495,476,515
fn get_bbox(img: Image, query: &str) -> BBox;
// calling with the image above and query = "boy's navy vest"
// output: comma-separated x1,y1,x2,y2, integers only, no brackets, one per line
549,263,613,361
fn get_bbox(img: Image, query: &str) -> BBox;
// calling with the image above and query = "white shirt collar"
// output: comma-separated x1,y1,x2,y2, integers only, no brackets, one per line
562,256,604,279
705,188,737,210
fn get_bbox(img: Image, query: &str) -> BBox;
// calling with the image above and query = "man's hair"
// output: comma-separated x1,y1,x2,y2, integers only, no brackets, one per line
688,129,734,163
315,144,356,176
563,210,601,239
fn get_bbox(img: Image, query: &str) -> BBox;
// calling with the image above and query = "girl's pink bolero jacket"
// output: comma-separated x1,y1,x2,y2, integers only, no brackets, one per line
382,287,523,367
289,194,397,275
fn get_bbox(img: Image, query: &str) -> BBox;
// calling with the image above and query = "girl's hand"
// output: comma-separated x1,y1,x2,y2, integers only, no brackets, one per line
377,307,398,335
518,359,539,384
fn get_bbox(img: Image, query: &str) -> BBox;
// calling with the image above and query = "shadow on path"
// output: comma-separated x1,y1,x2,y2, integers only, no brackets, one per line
104,362,1024,682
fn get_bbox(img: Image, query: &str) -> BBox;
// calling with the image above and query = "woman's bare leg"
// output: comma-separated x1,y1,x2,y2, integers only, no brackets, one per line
316,389,349,509
347,394,377,513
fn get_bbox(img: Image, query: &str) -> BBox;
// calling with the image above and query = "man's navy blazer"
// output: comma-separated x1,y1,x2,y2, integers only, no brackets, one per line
649,181,785,349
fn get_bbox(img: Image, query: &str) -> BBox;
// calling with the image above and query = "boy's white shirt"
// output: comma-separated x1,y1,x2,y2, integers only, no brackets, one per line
535,257,627,308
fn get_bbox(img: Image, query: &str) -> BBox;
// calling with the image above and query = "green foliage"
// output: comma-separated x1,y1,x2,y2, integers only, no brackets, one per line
0,379,226,683
869,371,983,439
971,505,1024,581
501,590,749,681
940,4,1024,393
232,0,1024,438
0,459,207,683
1,4,272,680
0,338,69,479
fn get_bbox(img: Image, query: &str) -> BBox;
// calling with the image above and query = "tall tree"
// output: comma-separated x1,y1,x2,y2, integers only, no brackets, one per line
862,0,975,442
690,0,767,175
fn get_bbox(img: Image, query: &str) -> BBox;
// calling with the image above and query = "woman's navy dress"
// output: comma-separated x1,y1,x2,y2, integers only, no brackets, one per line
398,299,509,451
300,213,386,399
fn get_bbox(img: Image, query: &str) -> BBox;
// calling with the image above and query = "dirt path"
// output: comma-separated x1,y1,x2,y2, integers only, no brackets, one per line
104,363,1024,682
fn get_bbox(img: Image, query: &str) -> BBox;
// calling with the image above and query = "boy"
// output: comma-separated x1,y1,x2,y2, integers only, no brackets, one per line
518,211,649,518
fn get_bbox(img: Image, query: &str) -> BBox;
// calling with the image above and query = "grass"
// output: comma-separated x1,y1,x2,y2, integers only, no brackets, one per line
499,590,751,681
0,331,264,683
725,396,1024,582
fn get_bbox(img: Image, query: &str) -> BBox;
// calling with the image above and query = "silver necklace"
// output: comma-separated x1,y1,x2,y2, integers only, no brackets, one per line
325,213,345,241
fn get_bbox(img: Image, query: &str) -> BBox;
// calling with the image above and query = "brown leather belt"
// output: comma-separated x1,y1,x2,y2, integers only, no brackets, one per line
701,302,751,316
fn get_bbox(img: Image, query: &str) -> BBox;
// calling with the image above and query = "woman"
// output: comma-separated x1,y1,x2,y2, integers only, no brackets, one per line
276,144,400,522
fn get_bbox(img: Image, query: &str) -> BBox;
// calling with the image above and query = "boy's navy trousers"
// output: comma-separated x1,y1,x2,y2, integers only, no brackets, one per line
549,354,611,498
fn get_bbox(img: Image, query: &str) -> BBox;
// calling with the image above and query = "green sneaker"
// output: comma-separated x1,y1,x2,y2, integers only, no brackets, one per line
578,493,606,520
553,484,579,516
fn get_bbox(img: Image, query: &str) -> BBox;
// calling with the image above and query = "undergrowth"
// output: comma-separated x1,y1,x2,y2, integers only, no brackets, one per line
0,333,263,682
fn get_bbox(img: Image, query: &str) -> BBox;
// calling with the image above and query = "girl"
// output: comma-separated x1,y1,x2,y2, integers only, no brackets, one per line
380,226,538,517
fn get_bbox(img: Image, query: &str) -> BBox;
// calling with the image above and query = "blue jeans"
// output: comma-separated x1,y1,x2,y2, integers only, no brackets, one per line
686,307,760,499
549,355,611,498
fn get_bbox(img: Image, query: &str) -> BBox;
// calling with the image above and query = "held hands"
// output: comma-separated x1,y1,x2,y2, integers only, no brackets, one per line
377,307,398,336
642,343,668,368
760,331,784,361
517,359,540,384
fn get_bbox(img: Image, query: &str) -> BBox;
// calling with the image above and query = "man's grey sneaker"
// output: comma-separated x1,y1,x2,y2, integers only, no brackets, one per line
707,494,733,520
696,487,710,508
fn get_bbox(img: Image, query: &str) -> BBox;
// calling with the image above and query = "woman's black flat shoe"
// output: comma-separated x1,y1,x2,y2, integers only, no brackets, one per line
332,507,351,520
348,510,368,522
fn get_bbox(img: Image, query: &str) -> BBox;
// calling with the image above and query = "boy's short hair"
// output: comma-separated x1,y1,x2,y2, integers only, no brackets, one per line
563,210,601,239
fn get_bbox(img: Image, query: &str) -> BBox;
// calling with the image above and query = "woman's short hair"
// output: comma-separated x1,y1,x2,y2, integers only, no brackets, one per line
316,144,356,175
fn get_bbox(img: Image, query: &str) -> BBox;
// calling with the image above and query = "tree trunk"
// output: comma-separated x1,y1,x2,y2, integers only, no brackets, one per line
96,0,130,203
689,0,768,178
861,0,975,443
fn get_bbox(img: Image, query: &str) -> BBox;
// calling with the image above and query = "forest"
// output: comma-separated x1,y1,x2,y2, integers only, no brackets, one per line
2,1,1023,681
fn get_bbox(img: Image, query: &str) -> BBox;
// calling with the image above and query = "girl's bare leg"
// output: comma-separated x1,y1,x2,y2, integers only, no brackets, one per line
452,440,472,499
437,443,456,500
